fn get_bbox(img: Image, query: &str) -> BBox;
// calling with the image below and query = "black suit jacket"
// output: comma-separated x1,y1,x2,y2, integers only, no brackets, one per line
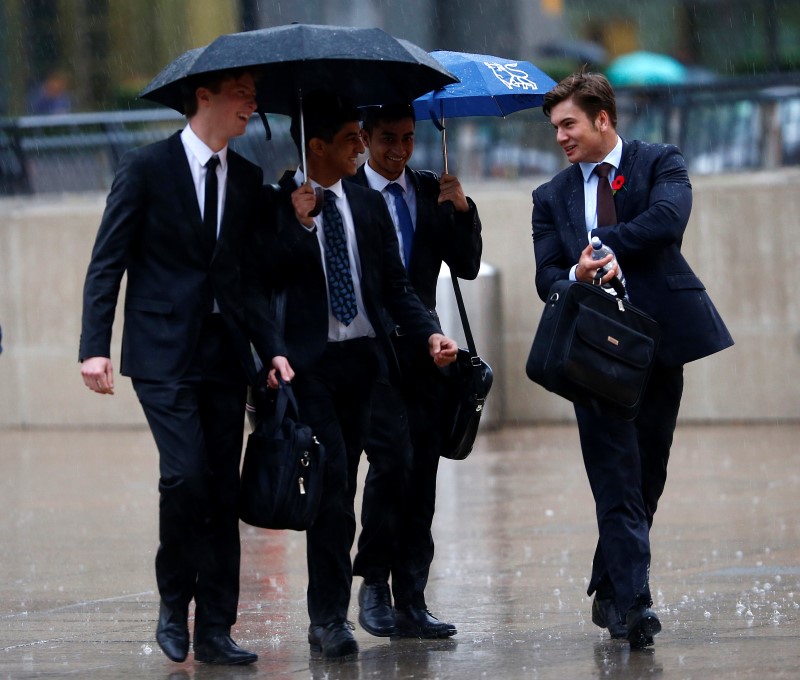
79,131,275,382
348,165,482,310
532,139,733,366
256,172,442,375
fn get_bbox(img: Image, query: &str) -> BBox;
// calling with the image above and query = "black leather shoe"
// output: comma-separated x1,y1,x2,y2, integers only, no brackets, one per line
358,581,396,637
308,621,359,658
156,601,189,662
194,634,258,665
394,606,457,639
626,606,661,649
591,597,627,638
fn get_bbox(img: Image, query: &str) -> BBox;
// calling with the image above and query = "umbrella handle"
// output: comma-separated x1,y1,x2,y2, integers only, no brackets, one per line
309,186,324,217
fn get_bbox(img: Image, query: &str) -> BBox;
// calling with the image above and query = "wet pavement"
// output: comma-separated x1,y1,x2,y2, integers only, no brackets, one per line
1,422,799,679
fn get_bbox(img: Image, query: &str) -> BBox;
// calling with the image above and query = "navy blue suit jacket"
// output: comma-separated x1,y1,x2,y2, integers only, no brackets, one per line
532,139,733,366
79,132,275,382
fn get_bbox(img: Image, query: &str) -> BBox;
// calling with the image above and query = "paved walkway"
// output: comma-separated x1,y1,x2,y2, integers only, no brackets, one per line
2,423,799,679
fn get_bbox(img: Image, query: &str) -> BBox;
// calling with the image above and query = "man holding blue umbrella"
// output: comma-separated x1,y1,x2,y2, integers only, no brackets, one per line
348,103,482,638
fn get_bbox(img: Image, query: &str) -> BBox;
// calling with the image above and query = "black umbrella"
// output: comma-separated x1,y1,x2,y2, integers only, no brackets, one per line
139,24,457,211
139,24,457,115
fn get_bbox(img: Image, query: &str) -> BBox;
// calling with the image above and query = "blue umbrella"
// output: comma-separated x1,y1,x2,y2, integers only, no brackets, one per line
412,50,557,171
606,51,688,87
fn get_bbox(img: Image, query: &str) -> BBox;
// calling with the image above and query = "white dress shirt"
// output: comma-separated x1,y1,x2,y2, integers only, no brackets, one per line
291,168,375,341
363,162,418,268
569,135,623,281
181,124,227,312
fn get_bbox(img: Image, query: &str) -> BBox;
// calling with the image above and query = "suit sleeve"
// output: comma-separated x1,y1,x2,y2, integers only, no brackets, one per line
79,151,144,360
593,145,692,257
531,181,572,302
441,196,483,280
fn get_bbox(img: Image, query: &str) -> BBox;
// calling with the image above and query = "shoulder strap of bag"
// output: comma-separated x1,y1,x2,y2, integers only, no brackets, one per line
451,271,478,360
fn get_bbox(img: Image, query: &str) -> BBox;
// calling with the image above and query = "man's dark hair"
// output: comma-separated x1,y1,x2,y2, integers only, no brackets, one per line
180,67,255,118
290,90,361,155
542,67,617,128
362,103,416,134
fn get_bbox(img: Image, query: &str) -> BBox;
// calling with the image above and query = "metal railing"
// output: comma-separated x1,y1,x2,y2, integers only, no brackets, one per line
2,73,800,196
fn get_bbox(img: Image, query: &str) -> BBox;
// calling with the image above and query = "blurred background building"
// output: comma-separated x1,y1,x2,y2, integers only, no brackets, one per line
1,0,799,194
1,0,799,116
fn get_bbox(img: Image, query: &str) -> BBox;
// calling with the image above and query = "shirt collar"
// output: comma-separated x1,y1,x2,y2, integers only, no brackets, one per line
580,135,623,183
182,124,228,169
364,161,408,193
291,166,344,197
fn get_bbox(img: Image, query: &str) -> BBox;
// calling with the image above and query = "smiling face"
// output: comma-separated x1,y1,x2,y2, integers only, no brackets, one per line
193,72,257,148
310,120,365,185
361,116,415,181
549,96,615,164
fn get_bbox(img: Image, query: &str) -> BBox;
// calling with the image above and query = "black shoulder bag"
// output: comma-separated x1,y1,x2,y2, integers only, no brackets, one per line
438,273,494,460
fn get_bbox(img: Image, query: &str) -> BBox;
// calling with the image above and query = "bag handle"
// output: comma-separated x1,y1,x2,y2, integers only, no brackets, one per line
450,271,479,360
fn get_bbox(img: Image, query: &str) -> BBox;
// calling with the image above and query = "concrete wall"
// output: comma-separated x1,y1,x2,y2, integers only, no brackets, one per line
1,169,798,427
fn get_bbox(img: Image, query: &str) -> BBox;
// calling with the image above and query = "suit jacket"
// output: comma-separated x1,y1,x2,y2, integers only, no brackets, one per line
348,165,482,310
256,172,442,374
532,138,733,366
79,131,275,383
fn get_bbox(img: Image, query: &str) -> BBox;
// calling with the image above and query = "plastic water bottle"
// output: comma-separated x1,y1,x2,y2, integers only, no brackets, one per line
590,236,626,294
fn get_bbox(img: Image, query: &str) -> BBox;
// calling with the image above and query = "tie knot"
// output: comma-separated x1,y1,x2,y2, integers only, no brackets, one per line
324,189,337,205
594,162,613,179
386,182,404,197
206,155,220,171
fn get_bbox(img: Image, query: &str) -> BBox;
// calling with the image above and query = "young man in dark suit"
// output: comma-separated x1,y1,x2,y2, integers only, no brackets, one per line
347,104,482,639
531,70,733,648
257,91,458,658
79,68,291,665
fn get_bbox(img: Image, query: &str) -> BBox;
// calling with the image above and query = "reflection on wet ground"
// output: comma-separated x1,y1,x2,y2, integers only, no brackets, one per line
1,423,798,678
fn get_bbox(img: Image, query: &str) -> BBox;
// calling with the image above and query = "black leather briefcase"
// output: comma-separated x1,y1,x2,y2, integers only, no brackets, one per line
525,280,660,421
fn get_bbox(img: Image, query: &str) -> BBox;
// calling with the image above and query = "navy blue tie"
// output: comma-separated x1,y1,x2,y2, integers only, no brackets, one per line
322,190,358,326
386,182,414,269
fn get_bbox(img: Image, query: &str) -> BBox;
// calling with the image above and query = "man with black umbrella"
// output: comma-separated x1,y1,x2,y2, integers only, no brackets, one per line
79,67,292,665
255,91,459,658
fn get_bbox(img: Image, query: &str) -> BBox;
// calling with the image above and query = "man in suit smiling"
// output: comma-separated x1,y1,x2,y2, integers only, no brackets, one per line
348,104,482,639
531,70,733,649
79,68,290,665
259,91,458,658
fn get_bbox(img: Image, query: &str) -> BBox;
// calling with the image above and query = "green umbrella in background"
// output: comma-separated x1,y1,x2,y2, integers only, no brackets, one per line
606,51,688,86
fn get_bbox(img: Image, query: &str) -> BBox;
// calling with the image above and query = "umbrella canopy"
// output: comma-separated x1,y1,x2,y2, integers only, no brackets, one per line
139,24,458,115
411,50,556,172
412,50,557,125
606,51,687,87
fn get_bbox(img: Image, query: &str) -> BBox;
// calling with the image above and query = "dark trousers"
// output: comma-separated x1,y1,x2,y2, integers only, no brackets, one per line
132,315,247,638
575,361,684,616
355,334,444,609
292,338,380,625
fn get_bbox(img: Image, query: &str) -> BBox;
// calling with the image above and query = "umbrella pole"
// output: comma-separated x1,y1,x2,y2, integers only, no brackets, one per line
441,112,448,175
298,90,324,217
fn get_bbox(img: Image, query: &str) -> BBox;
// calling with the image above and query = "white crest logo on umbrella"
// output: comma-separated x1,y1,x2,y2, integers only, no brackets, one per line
484,62,540,91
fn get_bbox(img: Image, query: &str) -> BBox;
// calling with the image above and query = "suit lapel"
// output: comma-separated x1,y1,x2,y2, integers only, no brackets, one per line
615,138,636,220
165,133,209,256
565,164,589,256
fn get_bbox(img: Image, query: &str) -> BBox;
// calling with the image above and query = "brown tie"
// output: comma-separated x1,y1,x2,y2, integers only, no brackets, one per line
594,162,617,227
